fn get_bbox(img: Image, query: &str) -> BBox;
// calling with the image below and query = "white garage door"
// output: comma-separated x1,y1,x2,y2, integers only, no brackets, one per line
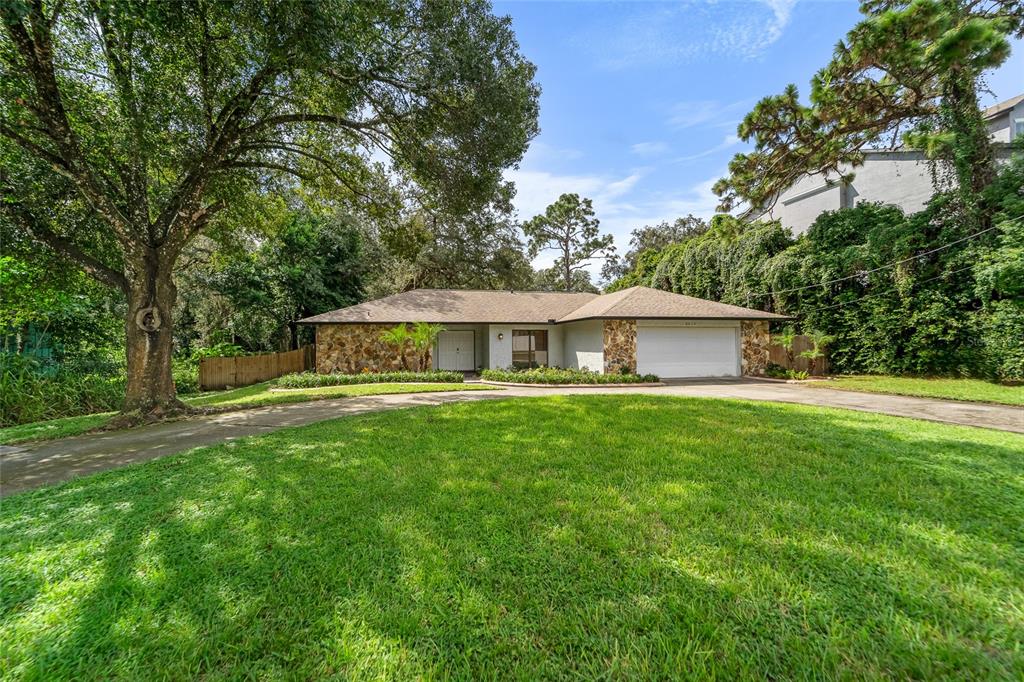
636,325,739,378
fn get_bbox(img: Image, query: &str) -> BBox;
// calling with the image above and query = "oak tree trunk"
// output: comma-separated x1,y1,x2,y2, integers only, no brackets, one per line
122,250,184,416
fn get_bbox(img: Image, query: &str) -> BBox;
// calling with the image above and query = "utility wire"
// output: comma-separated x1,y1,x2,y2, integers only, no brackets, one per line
747,212,1022,299
801,263,977,314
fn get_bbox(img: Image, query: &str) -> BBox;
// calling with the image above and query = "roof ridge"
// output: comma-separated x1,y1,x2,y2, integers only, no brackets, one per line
407,287,598,294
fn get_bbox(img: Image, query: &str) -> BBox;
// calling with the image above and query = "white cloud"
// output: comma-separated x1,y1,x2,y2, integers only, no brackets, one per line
630,141,669,156
523,140,584,162
672,134,742,163
506,168,645,220
578,0,800,70
668,99,751,130
507,165,725,275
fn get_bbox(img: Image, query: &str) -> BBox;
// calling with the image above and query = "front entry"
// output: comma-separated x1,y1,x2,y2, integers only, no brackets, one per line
437,330,475,371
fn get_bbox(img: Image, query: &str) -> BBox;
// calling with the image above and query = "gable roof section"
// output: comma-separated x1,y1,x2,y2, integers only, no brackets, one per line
557,286,787,321
982,93,1023,120
299,289,599,324
300,286,787,324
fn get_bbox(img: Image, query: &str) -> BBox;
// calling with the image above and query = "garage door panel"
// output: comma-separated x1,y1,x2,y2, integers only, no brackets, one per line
637,326,738,377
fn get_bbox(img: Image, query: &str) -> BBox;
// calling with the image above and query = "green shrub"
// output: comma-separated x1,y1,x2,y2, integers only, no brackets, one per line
0,354,125,427
172,359,200,395
190,342,249,362
480,367,659,384
277,370,464,388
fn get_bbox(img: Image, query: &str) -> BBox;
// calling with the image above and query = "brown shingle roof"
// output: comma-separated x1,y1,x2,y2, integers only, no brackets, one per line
298,289,599,324
299,286,788,324
557,286,788,321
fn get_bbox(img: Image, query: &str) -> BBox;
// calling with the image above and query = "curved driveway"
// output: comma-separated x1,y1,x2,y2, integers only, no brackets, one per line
1,379,1020,497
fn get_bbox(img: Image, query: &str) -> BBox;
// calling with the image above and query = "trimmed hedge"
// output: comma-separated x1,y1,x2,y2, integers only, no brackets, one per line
480,367,659,384
277,370,464,388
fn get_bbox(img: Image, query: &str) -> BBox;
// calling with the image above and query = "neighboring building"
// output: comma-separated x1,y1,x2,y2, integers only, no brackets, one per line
751,94,1022,235
299,287,788,378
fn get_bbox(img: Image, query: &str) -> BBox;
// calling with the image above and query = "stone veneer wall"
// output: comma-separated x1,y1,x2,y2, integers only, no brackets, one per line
603,319,637,374
316,324,426,374
740,321,770,376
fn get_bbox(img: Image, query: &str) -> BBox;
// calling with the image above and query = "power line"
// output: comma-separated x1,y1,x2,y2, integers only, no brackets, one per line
748,212,1022,299
801,263,977,314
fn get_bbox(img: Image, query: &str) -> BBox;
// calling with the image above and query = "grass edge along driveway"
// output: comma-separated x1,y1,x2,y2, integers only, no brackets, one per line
0,382,495,446
2,395,1022,680
811,375,1023,406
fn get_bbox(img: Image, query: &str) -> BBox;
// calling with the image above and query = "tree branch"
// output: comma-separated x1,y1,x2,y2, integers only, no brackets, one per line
1,200,129,293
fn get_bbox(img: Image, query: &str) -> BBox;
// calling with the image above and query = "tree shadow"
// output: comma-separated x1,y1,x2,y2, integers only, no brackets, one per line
2,395,1022,678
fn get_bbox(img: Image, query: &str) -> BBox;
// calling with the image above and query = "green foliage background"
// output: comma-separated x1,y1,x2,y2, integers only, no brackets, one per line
610,155,1024,381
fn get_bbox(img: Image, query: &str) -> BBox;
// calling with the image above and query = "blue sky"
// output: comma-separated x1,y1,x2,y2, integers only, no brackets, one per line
493,0,1024,275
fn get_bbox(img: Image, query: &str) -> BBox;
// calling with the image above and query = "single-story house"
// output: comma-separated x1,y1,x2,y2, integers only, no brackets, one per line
298,286,789,378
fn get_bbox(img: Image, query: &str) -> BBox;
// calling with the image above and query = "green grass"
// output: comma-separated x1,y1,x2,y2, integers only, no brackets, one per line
185,381,493,409
0,412,117,445
812,375,1024,405
2,395,1022,679
0,383,493,445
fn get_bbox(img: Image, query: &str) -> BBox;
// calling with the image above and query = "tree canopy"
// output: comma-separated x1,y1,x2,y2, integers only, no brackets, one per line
714,0,1023,218
1,0,539,415
602,215,708,283
522,193,615,292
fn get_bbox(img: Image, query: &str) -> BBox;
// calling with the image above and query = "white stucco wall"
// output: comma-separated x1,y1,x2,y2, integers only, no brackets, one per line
486,324,561,369
758,146,1015,236
561,320,604,372
988,104,1024,144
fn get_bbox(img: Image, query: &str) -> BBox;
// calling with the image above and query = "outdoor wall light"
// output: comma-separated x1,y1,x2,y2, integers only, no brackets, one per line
497,332,504,340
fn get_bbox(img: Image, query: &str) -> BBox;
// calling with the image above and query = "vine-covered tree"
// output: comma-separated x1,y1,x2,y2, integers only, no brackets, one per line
601,215,708,282
0,0,539,419
522,193,615,292
714,0,1023,220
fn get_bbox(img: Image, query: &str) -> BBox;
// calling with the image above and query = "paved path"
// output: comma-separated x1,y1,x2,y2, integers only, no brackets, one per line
2,380,1020,497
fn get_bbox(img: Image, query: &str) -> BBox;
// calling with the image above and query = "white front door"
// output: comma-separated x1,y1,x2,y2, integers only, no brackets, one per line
636,325,739,378
437,331,475,371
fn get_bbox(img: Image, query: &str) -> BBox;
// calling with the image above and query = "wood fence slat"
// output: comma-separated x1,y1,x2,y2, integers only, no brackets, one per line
767,335,829,375
199,345,315,390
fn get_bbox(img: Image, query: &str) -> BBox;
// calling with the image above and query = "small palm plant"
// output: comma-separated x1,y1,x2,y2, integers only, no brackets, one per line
410,322,445,372
799,330,834,376
772,325,798,369
379,324,413,370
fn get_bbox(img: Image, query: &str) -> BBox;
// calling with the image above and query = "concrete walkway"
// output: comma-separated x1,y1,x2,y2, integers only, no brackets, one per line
2,380,1020,497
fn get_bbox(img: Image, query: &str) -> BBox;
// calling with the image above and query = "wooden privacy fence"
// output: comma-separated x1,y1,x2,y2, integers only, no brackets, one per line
199,345,315,390
768,335,830,375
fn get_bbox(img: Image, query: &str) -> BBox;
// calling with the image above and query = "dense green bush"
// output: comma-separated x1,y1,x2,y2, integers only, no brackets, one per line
190,343,249,361
277,370,464,388
0,351,201,426
480,367,659,384
610,155,1024,381
0,354,124,427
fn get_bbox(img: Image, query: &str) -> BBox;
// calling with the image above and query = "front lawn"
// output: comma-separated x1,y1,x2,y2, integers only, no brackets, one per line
0,382,493,445
2,396,1021,679
812,375,1024,406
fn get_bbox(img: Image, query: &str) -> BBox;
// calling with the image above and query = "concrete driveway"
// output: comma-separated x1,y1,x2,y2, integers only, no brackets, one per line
2,379,1020,497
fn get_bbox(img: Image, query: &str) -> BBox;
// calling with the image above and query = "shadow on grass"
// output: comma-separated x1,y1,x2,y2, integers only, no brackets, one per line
1,395,1022,679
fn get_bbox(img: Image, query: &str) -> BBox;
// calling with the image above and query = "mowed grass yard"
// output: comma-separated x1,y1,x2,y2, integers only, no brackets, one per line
2,395,1022,680
0,382,493,445
813,375,1024,406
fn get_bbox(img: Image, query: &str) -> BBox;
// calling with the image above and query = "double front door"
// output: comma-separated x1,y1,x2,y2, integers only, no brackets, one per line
437,330,475,371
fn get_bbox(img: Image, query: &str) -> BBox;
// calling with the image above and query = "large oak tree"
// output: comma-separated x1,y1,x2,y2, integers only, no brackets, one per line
1,0,539,417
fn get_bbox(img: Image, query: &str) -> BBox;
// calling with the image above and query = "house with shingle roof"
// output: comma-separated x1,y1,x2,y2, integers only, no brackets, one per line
299,286,788,378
